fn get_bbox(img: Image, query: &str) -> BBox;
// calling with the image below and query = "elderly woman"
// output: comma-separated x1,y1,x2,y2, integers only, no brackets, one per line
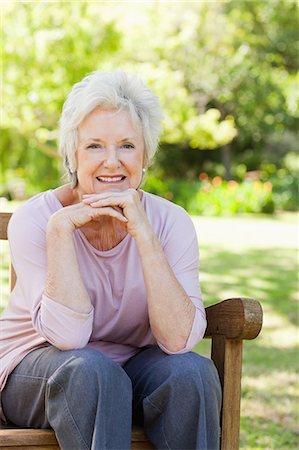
0,70,221,450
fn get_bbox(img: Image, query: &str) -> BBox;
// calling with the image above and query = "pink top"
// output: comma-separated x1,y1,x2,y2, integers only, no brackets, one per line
0,189,206,421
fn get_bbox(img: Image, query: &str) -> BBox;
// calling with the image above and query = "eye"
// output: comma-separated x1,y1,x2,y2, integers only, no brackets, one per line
121,143,134,149
87,143,102,150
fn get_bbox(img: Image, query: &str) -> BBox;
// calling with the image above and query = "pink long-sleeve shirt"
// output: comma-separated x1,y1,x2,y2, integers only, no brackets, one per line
0,189,206,422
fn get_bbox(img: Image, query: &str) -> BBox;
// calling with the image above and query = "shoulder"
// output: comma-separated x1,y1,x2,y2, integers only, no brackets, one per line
141,190,195,237
142,190,192,220
8,190,62,240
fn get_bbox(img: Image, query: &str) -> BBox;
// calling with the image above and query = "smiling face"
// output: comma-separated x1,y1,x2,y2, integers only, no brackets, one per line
75,108,145,196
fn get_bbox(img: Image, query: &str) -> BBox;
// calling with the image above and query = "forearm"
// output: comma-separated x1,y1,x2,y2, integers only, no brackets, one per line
45,218,92,314
135,229,196,352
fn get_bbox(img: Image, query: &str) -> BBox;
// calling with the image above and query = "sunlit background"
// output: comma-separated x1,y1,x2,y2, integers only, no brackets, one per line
1,1,298,448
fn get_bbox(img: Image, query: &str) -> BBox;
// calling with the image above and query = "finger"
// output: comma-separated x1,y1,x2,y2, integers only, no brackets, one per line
82,196,111,205
89,206,128,223
82,192,124,201
82,191,138,208
82,190,134,202
82,190,130,197
82,194,128,207
112,205,124,214
85,198,124,208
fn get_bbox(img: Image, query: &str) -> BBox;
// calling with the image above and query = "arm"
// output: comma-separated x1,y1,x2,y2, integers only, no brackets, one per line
44,200,127,313
83,189,205,353
45,216,92,314
7,202,93,349
7,197,126,350
134,228,196,352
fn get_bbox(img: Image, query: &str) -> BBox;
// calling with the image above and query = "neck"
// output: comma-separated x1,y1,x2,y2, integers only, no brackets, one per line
81,216,127,251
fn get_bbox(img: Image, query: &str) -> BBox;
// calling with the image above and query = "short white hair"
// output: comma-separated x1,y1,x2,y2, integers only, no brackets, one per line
59,69,164,186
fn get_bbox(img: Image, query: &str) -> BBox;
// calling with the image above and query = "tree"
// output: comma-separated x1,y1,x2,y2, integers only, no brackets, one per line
1,2,122,193
1,0,297,195
1,1,238,195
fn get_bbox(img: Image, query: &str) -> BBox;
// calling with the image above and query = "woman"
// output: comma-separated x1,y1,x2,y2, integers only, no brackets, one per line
0,70,221,449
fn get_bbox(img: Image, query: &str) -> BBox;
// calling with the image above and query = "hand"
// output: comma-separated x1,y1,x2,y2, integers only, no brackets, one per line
82,189,151,238
48,200,128,234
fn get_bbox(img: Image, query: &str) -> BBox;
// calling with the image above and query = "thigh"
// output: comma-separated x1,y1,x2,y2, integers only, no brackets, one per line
124,345,221,423
124,345,220,389
2,346,67,427
1,345,127,428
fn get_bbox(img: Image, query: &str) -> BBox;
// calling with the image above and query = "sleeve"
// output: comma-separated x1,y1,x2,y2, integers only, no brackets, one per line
157,205,206,354
7,202,94,350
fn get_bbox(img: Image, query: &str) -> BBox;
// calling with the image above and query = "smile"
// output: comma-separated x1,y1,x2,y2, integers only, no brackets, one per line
96,176,126,183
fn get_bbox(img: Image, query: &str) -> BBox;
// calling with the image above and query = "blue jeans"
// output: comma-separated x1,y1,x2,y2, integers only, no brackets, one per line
1,345,221,450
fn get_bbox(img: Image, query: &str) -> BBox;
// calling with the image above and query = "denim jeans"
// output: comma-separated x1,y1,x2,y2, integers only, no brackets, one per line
1,345,221,450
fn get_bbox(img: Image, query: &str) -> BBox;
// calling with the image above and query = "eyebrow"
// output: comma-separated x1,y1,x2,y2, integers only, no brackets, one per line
82,137,137,143
83,138,103,143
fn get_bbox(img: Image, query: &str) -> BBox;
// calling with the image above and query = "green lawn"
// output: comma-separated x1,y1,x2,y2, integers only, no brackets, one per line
193,214,298,449
1,206,298,449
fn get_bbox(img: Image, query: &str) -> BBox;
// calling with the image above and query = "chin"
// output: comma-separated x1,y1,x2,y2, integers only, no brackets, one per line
94,184,127,193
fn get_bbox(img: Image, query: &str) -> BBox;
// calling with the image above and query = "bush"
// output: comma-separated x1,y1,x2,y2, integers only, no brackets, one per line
143,174,276,215
260,153,299,212
189,177,275,215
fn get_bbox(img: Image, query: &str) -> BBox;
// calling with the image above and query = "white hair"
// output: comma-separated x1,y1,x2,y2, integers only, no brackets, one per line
59,69,164,186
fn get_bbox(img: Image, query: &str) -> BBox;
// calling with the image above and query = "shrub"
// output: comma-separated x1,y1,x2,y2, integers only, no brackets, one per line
260,154,299,212
143,174,276,215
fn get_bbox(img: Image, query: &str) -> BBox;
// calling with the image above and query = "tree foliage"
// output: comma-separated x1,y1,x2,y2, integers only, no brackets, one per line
1,0,298,196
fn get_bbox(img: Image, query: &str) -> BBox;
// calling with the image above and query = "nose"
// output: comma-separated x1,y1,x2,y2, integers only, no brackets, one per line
103,147,121,169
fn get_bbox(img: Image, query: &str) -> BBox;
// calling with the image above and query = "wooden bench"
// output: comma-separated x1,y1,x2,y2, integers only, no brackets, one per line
0,211,263,450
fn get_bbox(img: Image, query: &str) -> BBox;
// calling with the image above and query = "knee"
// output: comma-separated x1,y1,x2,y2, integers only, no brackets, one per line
47,348,132,397
180,353,219,381
162,353,221,397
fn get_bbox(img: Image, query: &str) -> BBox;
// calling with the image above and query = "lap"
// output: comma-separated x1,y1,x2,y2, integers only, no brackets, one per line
7,345,122,379
1,345,130,427
124,345,219,388
123,345,221,425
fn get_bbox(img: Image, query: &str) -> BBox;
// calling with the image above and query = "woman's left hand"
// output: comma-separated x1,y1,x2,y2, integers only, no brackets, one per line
82,189,151,239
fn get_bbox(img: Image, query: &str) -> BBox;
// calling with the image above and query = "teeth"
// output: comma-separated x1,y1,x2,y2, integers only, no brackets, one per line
97,176,123,182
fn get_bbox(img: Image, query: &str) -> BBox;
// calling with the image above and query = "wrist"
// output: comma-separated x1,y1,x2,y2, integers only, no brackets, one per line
47,214,74,237
134,226,158,251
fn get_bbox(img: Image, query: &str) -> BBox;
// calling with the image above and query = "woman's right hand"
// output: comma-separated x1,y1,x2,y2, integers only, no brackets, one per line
47,202,128,234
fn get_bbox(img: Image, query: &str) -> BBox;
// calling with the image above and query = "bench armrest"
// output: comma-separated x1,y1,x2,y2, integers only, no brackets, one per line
204,297,263,340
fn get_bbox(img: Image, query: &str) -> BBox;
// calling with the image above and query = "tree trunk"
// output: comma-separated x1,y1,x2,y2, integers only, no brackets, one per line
221,145,232,180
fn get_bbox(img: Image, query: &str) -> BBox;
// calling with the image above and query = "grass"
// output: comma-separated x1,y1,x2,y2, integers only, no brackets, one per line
193,214,299,449
1,202,298,449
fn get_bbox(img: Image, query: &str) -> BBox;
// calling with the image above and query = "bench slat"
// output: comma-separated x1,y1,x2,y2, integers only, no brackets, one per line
0,426,153,448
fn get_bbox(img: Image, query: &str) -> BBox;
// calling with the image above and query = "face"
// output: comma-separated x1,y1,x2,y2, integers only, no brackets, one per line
76,108,145,196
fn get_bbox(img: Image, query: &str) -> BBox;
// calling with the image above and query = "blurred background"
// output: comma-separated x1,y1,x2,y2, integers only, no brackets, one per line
1,0,298,212
1,1,298,448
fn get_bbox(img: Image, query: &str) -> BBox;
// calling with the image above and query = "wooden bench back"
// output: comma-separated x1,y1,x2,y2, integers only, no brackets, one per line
0,212,16,290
